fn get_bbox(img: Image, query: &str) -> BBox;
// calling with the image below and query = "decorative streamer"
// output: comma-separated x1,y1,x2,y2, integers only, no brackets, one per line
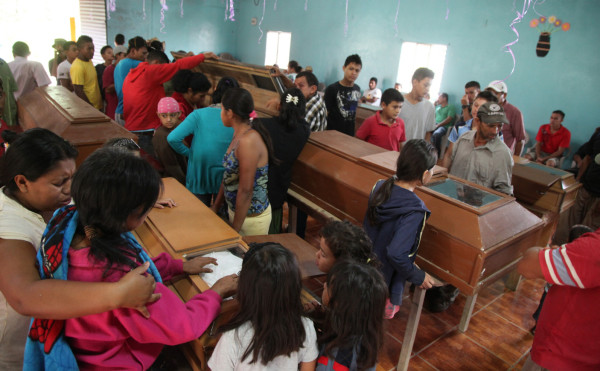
160,0,168,33
229,0,236,21
257,0,266,43
501,0,540,80
225,0,228,21
344,0,349,37
445,0,449,20
533,0,546,17
180,0,184,17
394,0,400,36
305,0,308,11
143,0,146,20
106,0,116,20
274,0,278,11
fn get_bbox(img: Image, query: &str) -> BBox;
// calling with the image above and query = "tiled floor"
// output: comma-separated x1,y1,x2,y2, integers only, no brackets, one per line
296,212,545,371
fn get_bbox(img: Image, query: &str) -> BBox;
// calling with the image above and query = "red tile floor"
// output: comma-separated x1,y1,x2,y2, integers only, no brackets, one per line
297,213,545,371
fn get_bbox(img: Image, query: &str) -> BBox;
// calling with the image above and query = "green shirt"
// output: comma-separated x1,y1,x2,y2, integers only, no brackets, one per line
435,104,456,128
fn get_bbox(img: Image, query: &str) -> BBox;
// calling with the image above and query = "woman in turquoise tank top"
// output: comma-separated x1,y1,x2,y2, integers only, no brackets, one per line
211,88,276,236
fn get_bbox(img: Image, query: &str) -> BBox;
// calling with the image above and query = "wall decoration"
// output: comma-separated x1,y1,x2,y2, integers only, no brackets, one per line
530,15,570,57
160,0,168,33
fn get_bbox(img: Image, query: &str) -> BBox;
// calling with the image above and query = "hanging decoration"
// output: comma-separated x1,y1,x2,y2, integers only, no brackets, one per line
530,15,570,57
344,0,349,37
445,0,449,20
228,0,236,21
143,0,147,20
159,0,168,33
106,0,116,20
305,0,308,11
501,0,541,80
274,0,278,11
180,0,184,17
257,0,266,43
394,0,400,36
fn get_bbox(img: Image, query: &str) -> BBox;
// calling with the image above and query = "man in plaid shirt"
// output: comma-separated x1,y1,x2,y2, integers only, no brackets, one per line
295,71,327,132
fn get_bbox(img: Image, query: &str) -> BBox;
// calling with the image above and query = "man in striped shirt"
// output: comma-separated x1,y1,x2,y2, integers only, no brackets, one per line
518,228,600,371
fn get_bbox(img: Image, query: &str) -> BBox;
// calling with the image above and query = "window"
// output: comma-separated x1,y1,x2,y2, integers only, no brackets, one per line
264,31,291,67
396,42,448,100
79,0,108,66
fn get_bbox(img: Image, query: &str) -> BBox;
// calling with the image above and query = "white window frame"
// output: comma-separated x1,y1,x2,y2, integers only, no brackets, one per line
264,31,292,68
396,42,448,101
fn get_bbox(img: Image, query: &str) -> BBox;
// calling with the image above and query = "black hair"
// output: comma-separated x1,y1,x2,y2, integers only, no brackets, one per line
212,77,240,104
127,36,147,54
0,128,78,191
12,41,30,57
344,54,362,67
465,81,480,89
76,35,93,49
1,130,18,145
147,50,169,64
367,139,437,225
412,67,434,82
440,93,449,101
103,137,140,152
278,87,306,131
148,40,164,52
100,45,112,55
370,77,377,84
552,110,566,120
475,90,498,103
320,261,387,371
288,60,301,73
115,33,125,45
220,243,306,365
295,71,318,88
569,224,593,242
221,88,278,165
319,220,378,267
172,70,212,94
71,147,161,275
381,88,403,106
62,41,77,52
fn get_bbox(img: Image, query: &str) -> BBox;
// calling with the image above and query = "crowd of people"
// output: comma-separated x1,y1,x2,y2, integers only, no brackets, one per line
0,35,598,371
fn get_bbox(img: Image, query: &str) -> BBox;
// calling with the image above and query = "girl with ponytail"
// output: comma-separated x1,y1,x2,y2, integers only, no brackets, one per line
363,139,438,319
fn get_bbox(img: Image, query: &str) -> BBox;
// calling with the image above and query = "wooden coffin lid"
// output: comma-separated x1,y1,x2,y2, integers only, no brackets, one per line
512,155,577,204
417,175,542,250
359,150,448,179
145,178,241,253
170,53,282,117
17,86,136,145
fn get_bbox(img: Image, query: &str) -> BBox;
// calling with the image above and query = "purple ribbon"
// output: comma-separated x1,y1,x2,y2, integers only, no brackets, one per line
305,0,308,11
258,0,266,43
160,0,168,33
394,0,400,36
344,0,349,37
501,0,541,81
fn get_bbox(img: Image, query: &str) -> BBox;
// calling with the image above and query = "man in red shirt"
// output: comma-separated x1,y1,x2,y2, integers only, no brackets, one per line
355,89,405,151
524,110,571,167
518,228,600,371
122,50,217,156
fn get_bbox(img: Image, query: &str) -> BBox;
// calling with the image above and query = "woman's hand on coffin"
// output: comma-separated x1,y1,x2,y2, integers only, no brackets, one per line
183,257,218,275
211,273,239,298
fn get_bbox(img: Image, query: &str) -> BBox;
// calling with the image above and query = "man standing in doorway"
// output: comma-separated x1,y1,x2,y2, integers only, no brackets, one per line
399,67,436,141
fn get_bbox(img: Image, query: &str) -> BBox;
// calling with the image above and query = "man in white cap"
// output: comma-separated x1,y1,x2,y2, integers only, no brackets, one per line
450,101,514,195
486,80,525,156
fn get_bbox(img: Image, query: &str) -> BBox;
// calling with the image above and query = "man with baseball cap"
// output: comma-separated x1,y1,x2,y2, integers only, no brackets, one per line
486,80,526,156
449,101,514,195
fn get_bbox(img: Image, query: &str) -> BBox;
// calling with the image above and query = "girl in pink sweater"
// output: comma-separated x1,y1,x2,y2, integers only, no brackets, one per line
24,147,237,370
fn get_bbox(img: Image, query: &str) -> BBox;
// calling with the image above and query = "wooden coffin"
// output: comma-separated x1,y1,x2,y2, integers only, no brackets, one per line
134,178,321,369
171,53,284,118
511,155,581,245
512,156,581,214
17,86,136,165
290,131,543,296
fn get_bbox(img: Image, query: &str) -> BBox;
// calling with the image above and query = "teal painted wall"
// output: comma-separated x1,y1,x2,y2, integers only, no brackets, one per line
232,0,599,151
106,0,237,56
106,0,600,150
